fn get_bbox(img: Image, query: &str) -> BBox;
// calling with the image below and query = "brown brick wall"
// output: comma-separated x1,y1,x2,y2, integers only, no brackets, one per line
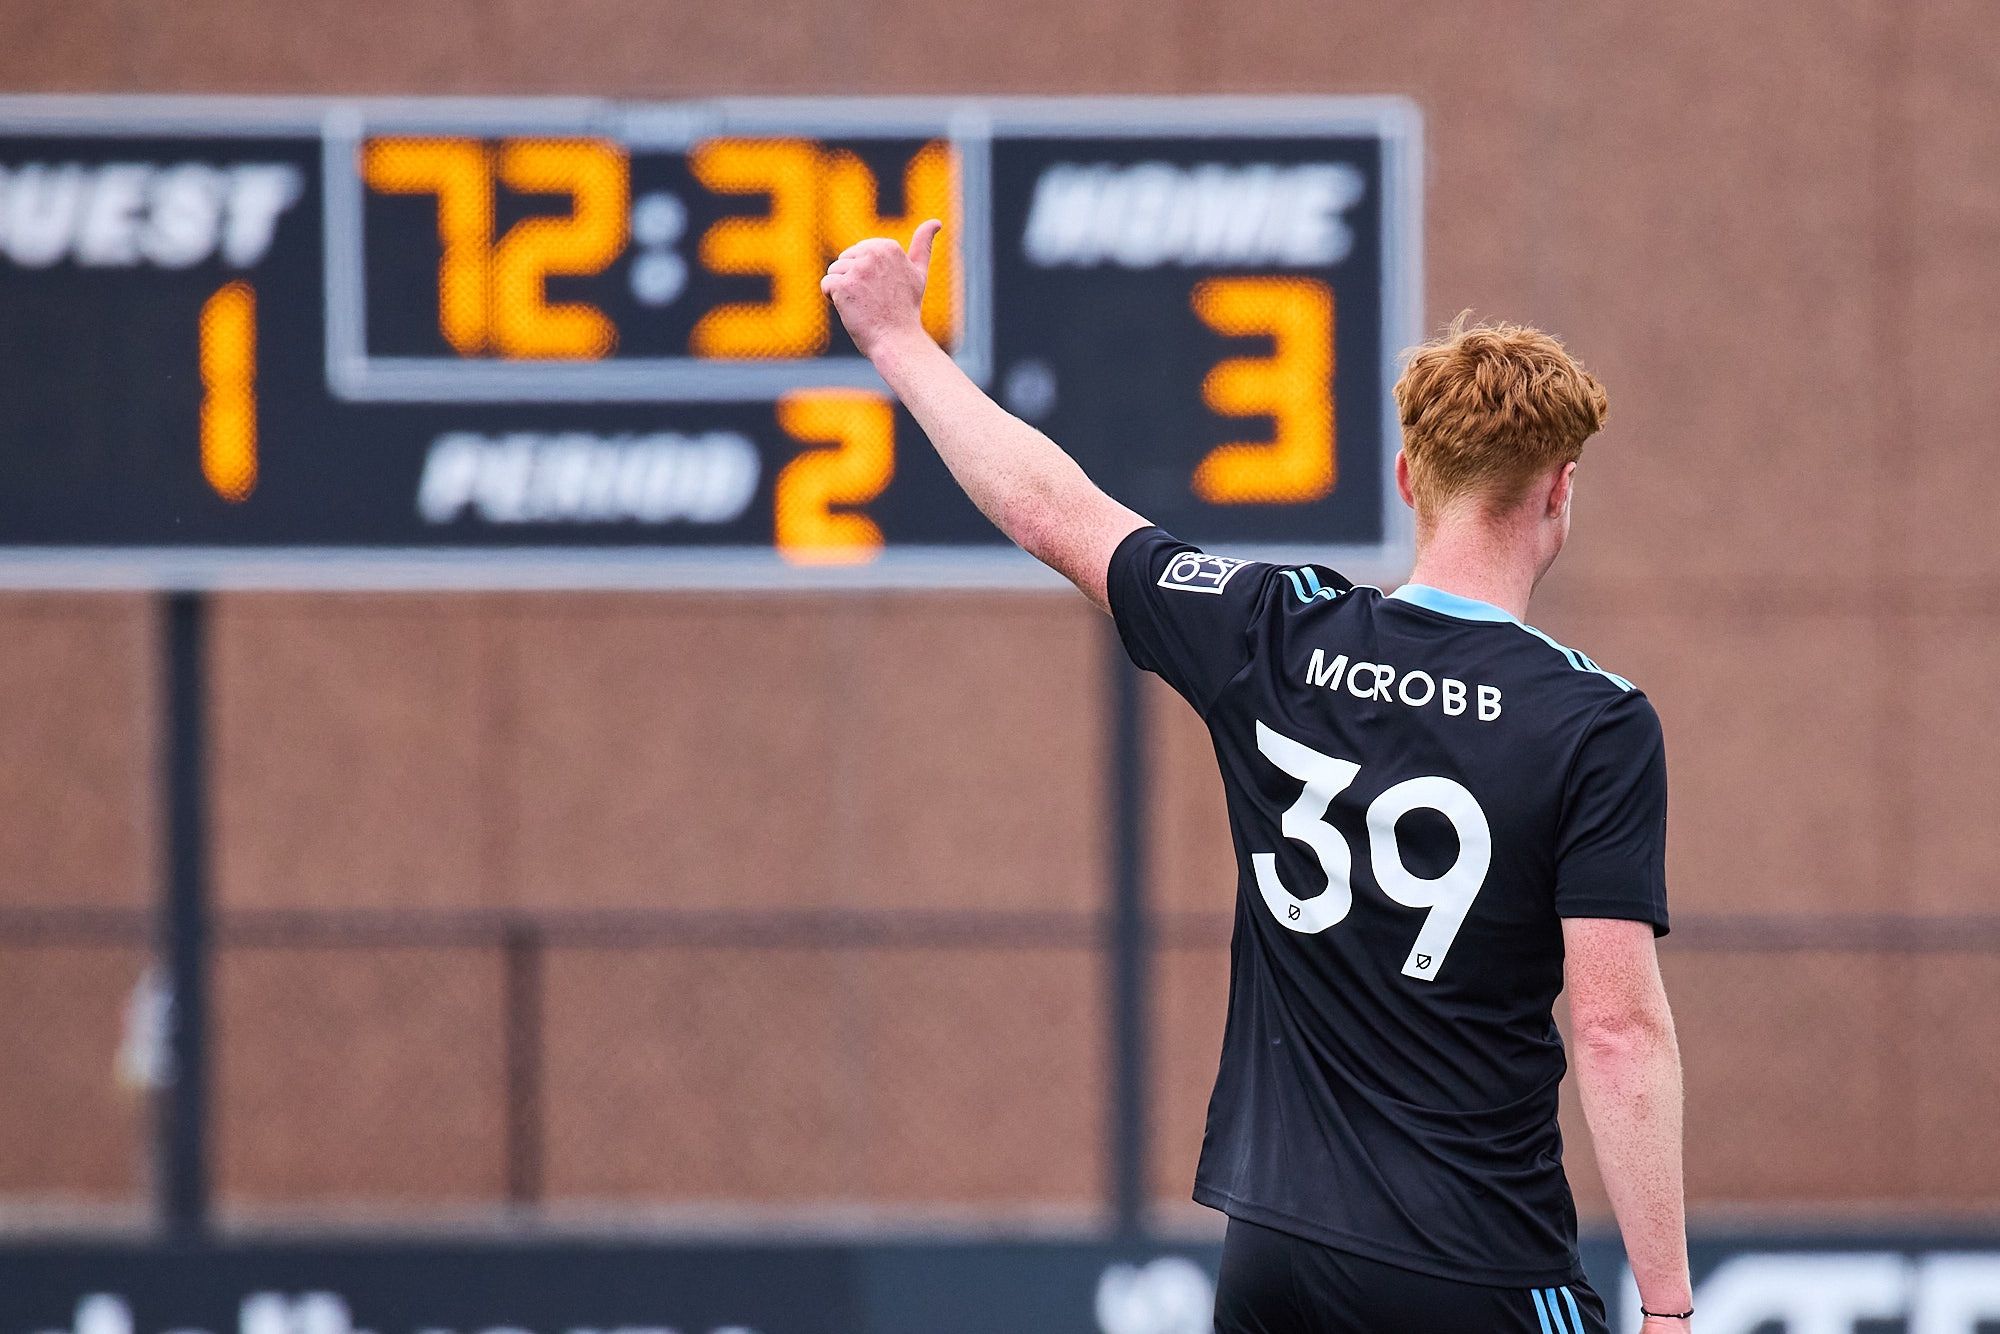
0,597,155,1204
2,0,1996,1224
539,944,1102,1208
0,944,150,1202
212,946,510,1205
204,593,1106,1216
0,596,155,912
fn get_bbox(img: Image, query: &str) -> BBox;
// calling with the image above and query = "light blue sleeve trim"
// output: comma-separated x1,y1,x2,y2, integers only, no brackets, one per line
1282,567,1342,604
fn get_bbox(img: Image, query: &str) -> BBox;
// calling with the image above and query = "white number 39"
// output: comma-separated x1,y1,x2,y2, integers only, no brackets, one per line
1252,720,1493,982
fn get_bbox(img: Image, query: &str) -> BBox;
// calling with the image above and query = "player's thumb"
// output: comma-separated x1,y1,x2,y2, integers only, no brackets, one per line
907,219,942,279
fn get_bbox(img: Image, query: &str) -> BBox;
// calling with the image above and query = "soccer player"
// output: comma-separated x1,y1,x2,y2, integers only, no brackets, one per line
823,223,1692,1334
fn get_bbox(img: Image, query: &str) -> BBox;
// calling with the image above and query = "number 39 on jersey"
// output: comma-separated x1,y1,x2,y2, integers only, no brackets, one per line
1250,720,1492,983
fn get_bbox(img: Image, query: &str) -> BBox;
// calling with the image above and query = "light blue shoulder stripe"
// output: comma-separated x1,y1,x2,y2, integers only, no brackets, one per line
1518,623,1635,691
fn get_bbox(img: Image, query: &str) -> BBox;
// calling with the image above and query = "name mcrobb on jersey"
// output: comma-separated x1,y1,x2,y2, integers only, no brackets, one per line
1109,527,1668,1286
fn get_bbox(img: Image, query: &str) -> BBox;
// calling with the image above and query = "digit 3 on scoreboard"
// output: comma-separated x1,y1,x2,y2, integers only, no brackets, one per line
1191,276,1336,507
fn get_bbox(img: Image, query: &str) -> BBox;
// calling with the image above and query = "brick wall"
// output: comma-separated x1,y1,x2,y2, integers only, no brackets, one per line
4,0,1997,1221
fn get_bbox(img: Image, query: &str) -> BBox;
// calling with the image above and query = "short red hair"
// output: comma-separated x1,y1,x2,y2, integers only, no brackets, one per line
1394,317,1609,517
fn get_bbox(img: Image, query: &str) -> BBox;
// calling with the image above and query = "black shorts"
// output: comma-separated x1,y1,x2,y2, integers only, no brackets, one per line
1213,1218,1611,1334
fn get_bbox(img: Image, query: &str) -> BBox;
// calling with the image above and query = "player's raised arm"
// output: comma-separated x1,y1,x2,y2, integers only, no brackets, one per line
1564,918,1693,1329
822,221,1147,610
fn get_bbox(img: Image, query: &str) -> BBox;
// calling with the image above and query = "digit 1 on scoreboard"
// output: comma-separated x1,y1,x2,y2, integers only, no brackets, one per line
199,280,257,503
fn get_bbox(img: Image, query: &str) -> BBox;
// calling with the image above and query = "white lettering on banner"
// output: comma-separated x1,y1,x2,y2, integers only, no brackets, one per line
240,1293,360,1334
416,431,761,526
61,1294,134,1334
1618,1252,2000,1333
30,1293,760,1334
1911,1256,2000,1334
1095,1257,1214,1334
0,162,302,268
1022,161,1365,268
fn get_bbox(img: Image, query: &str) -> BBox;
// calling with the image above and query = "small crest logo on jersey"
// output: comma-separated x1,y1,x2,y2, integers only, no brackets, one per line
1158,550,1250,595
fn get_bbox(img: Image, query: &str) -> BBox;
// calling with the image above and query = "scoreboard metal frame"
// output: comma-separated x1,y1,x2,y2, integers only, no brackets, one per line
0,95,1423,590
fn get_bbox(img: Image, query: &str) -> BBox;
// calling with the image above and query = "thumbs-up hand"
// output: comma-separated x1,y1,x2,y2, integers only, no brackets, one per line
821,219,942,363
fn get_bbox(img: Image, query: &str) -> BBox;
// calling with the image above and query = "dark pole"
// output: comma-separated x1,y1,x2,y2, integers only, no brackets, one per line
159,590,210,1237
1108,632,1150,1238
503,923,544,1208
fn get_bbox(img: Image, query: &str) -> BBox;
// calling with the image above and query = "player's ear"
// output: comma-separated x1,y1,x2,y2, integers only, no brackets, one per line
1547,462,1577,519
1394,451,1417,510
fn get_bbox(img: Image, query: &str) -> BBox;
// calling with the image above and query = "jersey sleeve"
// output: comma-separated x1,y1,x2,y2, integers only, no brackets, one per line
1106,526,1289,713
1554,689,1671,935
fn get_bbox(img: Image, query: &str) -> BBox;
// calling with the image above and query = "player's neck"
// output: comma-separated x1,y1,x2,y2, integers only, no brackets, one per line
1403,521,1542,623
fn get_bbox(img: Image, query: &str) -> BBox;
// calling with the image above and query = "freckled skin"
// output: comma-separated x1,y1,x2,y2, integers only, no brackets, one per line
1564,918,1690,1326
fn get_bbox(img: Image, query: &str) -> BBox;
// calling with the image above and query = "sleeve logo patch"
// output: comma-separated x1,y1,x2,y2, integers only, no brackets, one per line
1159,551,1251,595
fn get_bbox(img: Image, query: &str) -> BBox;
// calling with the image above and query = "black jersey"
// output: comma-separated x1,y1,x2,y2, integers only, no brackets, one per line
1108,527,1669,1287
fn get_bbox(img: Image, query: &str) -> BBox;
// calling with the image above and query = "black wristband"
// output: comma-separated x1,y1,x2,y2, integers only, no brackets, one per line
1640,1308,1693,1320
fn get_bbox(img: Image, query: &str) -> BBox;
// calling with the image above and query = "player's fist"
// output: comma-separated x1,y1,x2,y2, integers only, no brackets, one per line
820,219,940,362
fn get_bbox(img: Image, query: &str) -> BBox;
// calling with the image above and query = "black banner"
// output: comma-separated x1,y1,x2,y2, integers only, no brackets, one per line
7,1233,2000,1334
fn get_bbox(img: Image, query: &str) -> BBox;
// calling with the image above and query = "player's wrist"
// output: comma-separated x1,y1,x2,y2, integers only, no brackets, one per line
862,322,941,378
1639,1293,1694,1321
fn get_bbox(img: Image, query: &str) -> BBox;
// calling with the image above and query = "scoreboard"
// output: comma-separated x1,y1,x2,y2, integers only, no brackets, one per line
0,96,1420,588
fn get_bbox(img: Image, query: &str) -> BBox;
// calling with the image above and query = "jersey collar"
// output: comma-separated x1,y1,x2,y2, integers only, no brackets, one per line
1388,583,1518,624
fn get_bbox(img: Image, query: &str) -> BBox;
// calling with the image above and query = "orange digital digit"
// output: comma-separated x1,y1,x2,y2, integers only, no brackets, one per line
1191,277,1336,505
821,140,959,346
774,390,895,563
363,137,626,359
491,139,629,359
690,139,827,359
361,138,493,356
199,281,257,503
